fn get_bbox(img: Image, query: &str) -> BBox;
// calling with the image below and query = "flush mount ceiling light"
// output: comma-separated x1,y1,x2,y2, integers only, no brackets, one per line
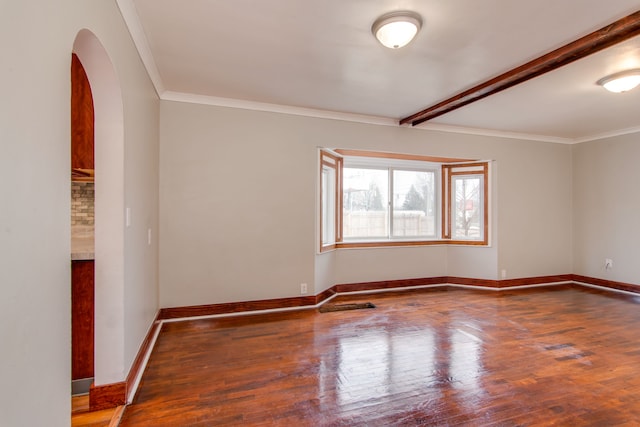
372,11,422,49
597,69,640,93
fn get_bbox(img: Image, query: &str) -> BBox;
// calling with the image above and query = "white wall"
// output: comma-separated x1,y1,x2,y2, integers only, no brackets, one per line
315,251,336,294
494,139,573,279
0,1,159,425
573,132,640,283
1,4,72,425
159,102,317,306
334,246,449,284
159,101,573,307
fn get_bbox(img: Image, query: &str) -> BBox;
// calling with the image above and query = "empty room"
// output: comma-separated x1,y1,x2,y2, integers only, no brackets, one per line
4,1,640,426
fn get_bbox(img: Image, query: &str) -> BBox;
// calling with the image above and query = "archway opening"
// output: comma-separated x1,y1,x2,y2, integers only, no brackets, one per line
71,29,125,405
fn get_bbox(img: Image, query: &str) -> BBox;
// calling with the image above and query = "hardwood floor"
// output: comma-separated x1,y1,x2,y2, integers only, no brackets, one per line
71,395,123,427
119,284,640,426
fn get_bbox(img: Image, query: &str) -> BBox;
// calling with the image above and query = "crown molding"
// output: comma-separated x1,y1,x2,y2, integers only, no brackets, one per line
162,90,640,144
416,122,574,144
572,125,640,144
116,0,165,96
161,91,399,126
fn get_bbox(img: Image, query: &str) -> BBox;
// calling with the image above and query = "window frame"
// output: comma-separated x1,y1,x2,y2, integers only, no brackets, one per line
341,161,440,242
319,149,489,251
390,167,438,240
319,150,342,252
442,162,489,245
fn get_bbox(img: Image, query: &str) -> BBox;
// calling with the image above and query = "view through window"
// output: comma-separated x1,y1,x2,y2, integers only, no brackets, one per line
320,149,488,251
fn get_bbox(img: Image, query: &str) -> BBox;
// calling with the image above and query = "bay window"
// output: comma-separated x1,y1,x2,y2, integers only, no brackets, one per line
320,149,489,251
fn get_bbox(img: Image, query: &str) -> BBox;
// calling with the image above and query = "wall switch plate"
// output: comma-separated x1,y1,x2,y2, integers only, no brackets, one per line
605,259,613,270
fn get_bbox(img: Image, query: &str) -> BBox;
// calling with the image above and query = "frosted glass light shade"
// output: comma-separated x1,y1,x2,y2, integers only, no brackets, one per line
597,69,640,93
372,11,422,49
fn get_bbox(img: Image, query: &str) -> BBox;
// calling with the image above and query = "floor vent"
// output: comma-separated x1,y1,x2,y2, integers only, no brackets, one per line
319,302,376,313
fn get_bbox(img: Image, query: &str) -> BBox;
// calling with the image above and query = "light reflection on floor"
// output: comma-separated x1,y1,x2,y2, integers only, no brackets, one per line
330,320,485,411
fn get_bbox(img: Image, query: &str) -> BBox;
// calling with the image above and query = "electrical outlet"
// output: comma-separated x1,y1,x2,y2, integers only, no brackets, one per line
501,269,507,279
300,283,308,295
605,259,613,270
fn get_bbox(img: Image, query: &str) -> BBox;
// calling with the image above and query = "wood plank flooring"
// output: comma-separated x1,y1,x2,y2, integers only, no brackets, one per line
119,284,640,426
71,395,123,427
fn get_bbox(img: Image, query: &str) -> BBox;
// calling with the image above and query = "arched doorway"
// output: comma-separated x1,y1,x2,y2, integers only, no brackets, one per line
71,51,95,395
71,29,126,401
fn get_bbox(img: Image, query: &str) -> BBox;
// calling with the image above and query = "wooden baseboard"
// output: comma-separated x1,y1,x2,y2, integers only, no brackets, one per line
572,274,640,294
158,274,579,320
159,295,318,320
125,317,162,400
315,287,337,304
90,312,161,411
446,274,574,289
334,276,449,293
334,274,574,292
89,381,126,411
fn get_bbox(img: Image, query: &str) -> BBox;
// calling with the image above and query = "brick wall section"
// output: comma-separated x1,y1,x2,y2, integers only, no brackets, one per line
71,181,94,226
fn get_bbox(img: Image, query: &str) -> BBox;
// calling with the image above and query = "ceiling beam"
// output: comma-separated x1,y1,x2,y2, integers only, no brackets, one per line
400,10,640,127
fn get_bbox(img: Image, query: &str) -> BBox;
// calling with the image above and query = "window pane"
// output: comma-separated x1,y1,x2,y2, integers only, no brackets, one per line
452,175,483,240
392,170,436,238
343,168,388,239
321,166,336,245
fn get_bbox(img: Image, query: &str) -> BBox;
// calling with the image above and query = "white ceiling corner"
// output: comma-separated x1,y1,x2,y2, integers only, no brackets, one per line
116,0,165,96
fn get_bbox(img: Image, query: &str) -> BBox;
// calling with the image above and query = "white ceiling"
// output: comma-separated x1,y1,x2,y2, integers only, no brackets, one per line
121,0,640,143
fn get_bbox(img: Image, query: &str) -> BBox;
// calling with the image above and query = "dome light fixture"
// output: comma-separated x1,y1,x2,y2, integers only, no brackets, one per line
372,11,422,49
597,69,640,93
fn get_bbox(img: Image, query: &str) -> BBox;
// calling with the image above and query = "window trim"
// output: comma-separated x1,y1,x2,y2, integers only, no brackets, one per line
319,149,490,251
319,150,342,252
390,167,438,240
341,164,439,242
442,162,489,246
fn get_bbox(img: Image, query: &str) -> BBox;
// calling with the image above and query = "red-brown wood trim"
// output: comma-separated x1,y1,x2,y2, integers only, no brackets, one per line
443,165,451,239
71,53,95,172
152,275,637,323
320,150,342,252
319,153,326,252
447,274,574,289
320,244,337,252
125,316,162,396
159,275,580,322
334,277,450,293
400,10,640,126
71,260,94,380
442,162,489,245
446,277,498,288
483,163,489,245
337,240,448,249
335,149,473,164
315,288,337,304
89,381,126,411
89,311,162,411
336,156,343,243
572,274,640,294
501,274,574,288
159,296,318,320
